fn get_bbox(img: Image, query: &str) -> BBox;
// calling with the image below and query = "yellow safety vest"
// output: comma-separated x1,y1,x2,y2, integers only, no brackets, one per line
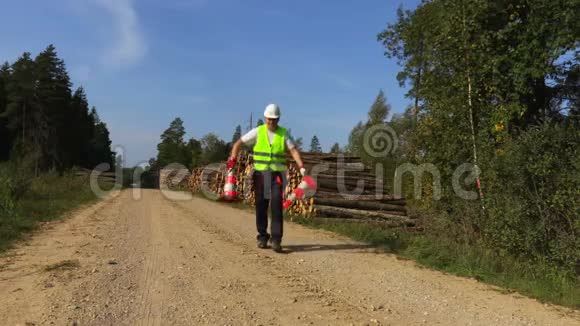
253,125,287,171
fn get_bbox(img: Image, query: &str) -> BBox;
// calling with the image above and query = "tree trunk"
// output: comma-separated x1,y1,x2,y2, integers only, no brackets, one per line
314,197,407,212
314,205,414,225
301,162,367,171
314,178,383,192
313,174,382,184
462,1,485,212
313,190,405,202
309,217,414,228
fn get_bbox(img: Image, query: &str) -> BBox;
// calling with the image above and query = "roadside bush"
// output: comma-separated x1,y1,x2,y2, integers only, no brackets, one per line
482,120,580,277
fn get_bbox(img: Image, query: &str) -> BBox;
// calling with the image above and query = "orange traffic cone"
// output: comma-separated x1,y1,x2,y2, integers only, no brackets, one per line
222,169,238,201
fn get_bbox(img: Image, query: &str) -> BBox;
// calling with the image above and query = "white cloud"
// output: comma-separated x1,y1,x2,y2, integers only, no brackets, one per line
96,0,147,68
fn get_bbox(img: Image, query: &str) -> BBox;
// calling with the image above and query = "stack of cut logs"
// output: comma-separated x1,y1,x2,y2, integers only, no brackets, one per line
284,163,315,217
186,151,416,228
160,168,190,190
289,153,414,227
188,151,252,198
188,168,204,193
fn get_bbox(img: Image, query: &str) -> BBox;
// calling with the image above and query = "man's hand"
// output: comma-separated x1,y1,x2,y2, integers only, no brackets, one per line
299,166,306,176
227,157,236,170
228,140,243,170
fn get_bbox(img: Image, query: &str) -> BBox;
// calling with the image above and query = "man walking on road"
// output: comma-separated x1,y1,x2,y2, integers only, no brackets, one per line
228,104,305,252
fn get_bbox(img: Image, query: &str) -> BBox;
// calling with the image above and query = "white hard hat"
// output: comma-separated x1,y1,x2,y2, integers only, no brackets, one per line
264,103,281,119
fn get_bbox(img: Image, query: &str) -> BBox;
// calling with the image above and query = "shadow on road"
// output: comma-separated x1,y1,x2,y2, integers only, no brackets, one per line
281,243,376,254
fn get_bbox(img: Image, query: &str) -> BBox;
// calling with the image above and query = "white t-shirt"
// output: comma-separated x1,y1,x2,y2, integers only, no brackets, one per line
240,127,295,150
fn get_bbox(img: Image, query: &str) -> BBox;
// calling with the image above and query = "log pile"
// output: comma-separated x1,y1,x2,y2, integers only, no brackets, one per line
188,168,204,193
286,153,414,227
241,162,255,205
284,163,315,217
186,151,416,228
187,151,252,199
160,168,190,190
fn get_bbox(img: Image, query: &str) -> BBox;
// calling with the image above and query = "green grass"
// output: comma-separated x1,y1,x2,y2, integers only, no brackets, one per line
0,170,115,252
287,215,580,309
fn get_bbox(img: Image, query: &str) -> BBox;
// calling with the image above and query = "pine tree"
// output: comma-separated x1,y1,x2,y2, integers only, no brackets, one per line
367,89,390,125
346,121,364,155
2,52,49,172
330,142,341,153
0,62,12,161
88,107,114,169
70,86,93,167
256,119,264,126
294,137,303,151
156,118,188,168
309,135,322,153
232,125,242,143
0,46,114,172
34,45,72,170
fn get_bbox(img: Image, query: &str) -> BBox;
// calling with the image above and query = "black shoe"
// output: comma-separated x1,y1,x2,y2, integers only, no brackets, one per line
257,234,270,249
257,238,268,249
271,240,282,253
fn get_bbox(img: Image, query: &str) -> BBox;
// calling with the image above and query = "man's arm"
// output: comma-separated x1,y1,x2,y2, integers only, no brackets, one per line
285,130,305,175
289,147,305,175
229,128,257,163
229,139,244,161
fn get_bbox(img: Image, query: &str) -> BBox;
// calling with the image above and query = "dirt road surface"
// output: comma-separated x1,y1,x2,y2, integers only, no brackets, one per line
0,189,578,325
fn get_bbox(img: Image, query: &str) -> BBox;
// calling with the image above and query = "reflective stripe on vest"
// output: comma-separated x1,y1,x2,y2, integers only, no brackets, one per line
253,151,286,159
253,125,287,171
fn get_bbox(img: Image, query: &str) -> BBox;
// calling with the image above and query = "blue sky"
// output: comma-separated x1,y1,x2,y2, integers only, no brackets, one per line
0,0,421,166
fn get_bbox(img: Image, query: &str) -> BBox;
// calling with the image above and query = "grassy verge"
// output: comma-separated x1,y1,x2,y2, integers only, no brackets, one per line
0,170,115,252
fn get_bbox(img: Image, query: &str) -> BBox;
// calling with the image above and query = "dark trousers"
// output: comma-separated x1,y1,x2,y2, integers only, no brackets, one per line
253,171,285,242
